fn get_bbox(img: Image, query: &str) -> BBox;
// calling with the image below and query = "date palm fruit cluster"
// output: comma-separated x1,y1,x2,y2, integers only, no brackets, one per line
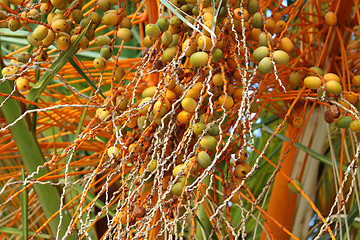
1,0,359,238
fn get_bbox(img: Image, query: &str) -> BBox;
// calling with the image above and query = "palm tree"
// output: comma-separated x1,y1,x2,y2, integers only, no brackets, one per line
0,0,360,239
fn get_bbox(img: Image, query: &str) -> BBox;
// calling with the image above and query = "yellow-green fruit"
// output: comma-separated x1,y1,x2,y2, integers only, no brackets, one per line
207,123,220,136
153,99,168,117
337,116,353,129
52,19,67,32
72,35,89,49
95,35,111,47
138,97,151,115
8,19,21,31
143,36,154,48
190,52,209,67
171,182,184,196
309,66,324,76
137,116,147,131
32,25,48,41
107,146,120,158
247,0,259,14
288,179,301,194
317,87,329,98
169,15,182,26
156,17,169,32
234,162,251,178
162,47,177,62
289,71,301,87
273,50,289,65
11,60,21,71
93,57,107,70
197,151,212,168
251,12,263,28
100,45,112,60
88,12,101,26
116,97,128,111
51,0,67,9
173,163,186,176
154,114,170,125
192,6,199,16
66,19,75,32
29,8,40,21
57,32,70,39
80,18,91,29
182,39,196,57
27,35,42,47
114,66,125,81
120,18,132,30
161,30,173,45
198,35,213,52
169,34,179,47
325,80,342,94
350,120,360,132
17,52,30,63
258,32,273,46
42,29,55,47
142,86,157,98
98,108,111,121
253,46,269,62
71,9,83,23
212,73,224,86
279,37,293,52
57,35,70,51
102,12,118,26
117,28,133,41
211,48,223,63
200,135,217,151
304,76,322,89
324,73,340,82
250,102,259,113
47,12,56,25
145,23,161,38
16,77,29,91
193,122,205,135
148,159,157,172
98,0,110,11
199,113,206,123
2,67,15,80
181,97,197,113
258,57,273,74
218,95,234,110
34,49,48,62
52,13,65,22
